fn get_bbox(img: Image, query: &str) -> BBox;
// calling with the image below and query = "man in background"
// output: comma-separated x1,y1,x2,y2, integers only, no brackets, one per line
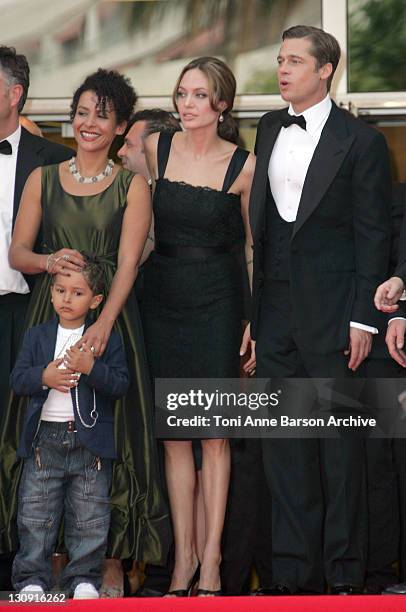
118,108,180,597
118,108,181,307
118,108,180,181
19,115,43,137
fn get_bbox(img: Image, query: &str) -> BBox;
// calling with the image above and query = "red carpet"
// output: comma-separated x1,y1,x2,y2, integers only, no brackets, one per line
5,596,406,611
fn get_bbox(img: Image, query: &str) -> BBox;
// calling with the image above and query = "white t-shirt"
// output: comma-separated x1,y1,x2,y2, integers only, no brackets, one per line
40,324,84,422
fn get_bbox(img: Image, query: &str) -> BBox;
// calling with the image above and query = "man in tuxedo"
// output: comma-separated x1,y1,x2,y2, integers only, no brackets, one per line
249,25,392,594
375,209,406,367
0,45,73,590
374,187,406,595
362,184,406,594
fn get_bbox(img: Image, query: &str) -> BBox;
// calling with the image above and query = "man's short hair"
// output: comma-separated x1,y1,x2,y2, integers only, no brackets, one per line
0,46,29,113
126,108,181,138
282,25,341,91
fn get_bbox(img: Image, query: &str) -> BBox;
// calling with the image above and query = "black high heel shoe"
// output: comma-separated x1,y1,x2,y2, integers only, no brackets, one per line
196,569,222,596
165,564,200,597
196,588,223,596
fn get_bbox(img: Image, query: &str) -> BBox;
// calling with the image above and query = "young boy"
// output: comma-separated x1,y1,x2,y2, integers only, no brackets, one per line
10,254,129,599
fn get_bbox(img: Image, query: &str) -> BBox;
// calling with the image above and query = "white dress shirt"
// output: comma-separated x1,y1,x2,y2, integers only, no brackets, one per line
268,94,377,334
269,94,332,222
0,125,29,295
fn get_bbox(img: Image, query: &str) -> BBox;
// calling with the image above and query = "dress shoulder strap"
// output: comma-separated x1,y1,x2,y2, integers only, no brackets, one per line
157,132,175,179
41,163,63,200
41,163,59,183
221,147,250,193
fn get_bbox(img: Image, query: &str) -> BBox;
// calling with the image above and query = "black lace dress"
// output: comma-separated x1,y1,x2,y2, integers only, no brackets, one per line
142,132,248,382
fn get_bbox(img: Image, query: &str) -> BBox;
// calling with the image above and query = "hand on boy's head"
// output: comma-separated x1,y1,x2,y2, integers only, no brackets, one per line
42,359,79,393
47,248,85,275
64,342,95,375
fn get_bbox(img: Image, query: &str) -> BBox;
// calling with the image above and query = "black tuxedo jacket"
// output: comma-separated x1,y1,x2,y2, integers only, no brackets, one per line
12,127,74,225
250,102,392,354
395,188,406,285
11,127,74,290
389,184,406,318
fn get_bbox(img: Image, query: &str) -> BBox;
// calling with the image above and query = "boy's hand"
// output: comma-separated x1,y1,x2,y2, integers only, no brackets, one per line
42,358,79,393
64,343,95,375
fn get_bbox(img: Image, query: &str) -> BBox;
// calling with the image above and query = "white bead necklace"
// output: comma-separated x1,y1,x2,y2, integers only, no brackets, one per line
68,157,114,184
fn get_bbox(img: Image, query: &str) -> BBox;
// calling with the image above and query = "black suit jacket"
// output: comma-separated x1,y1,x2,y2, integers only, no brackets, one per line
394,186,406,284
389,183,406,318
13,127,74,225
372,182,406,358
11,127,74,290
250,102,392,354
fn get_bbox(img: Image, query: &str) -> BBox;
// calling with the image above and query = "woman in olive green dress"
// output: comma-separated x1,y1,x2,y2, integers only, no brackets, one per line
5,69,170,596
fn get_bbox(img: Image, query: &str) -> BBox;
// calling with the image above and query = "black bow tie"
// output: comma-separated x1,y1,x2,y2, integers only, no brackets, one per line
0,140,12,155
280,110,306,131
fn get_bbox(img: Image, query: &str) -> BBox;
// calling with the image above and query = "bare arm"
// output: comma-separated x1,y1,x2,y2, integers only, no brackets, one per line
139,214,155,265
238,153,256,374
81,173,152,355
137,132,160,265
9,167,84,274
239,153,255,293
9,168,45,273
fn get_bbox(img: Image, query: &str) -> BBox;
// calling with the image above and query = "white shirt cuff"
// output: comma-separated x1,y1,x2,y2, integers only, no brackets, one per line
388,317,406,325
350,321,378,334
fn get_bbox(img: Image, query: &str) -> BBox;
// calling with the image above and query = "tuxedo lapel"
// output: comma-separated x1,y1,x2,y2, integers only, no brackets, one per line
13,128,44,225
38,318,59,366
292,104,354,239
250,111,283,239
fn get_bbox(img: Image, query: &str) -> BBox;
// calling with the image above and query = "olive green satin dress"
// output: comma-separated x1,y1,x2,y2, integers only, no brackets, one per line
0,165,170,563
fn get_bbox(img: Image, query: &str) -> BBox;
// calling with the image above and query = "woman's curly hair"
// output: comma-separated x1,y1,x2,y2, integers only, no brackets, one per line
70,68,137,125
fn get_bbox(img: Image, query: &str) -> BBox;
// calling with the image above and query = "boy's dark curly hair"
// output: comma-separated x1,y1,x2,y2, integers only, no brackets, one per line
81,253,105,295
70,68,137,125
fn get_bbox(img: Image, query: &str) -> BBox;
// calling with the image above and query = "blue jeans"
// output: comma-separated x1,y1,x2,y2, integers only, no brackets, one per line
12,421,111,594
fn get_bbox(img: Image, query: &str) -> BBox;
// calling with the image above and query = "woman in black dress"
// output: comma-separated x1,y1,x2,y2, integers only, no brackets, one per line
143,57,256,596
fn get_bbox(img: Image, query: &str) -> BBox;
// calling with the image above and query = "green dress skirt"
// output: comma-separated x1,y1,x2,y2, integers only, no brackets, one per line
0,165,170,563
